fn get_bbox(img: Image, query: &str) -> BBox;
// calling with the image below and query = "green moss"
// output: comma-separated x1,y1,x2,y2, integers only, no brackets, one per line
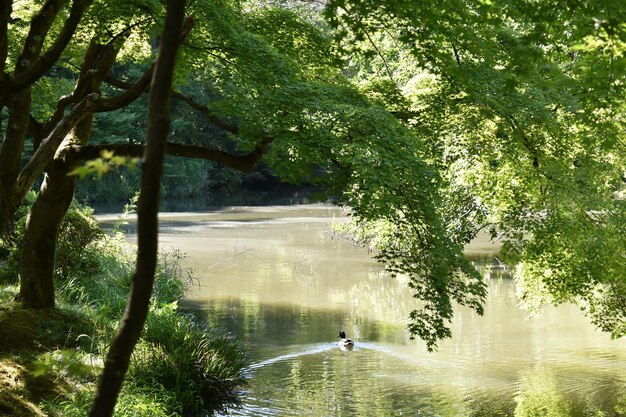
0,310,81,417
0,302,92,354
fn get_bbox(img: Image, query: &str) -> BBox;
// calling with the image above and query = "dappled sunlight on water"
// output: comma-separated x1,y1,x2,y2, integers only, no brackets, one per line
112,204,626,416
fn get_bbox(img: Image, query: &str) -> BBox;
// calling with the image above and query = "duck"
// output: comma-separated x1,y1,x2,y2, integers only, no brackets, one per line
338,330,354,350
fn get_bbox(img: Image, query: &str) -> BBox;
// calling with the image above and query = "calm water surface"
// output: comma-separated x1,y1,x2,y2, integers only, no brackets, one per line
110,204,626,416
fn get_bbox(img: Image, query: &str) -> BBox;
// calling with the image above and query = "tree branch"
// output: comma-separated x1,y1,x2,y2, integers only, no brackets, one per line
13,0,66,75
64,137,272,173
95,65,154,112
14,93,101,203
104,75,240,134
93,16,195,113
9,0,94,92
170,90,239,133
0,1,11,74
41,94,76,137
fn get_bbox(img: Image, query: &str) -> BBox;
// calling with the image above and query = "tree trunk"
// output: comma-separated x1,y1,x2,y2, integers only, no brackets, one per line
18,40,119,308
0,0,70,232
88,2,189,415
18,121,94,308
18,162,76,308
0,90,31,233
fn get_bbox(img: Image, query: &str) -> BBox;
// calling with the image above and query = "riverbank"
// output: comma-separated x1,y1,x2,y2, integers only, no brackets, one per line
0,203,246,416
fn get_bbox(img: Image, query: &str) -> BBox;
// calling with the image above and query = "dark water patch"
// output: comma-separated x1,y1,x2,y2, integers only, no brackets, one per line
91,187,323,214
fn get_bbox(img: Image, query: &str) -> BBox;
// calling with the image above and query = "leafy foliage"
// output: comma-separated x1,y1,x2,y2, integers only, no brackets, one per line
38,230,246,416
324,0,626,339
0,194,103,283
4,0,624,351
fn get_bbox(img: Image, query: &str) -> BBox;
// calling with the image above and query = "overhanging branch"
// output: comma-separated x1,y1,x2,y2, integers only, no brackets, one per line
14,15,195,201
93,16,195,113
64,137,272,173
96,65,154,112
104,75,240,134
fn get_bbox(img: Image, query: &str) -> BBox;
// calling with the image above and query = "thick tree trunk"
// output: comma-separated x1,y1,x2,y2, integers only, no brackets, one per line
17,40,118,308
88,2,189,415
18,119,94,308
18,115,93,308
18,163,77,308
0,90,31,233
0,0,69,232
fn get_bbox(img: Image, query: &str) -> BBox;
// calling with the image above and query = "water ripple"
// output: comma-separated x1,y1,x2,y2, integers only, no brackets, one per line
245,343,336,372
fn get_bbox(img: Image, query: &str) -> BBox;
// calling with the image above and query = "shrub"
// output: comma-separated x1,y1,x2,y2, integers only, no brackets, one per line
130,304,247,415
0,194,103,283
55,203,104,279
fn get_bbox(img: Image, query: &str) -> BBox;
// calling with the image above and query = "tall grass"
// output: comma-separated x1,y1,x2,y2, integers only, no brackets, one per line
133,306,246,415
49,231,247,416
0,198,247,416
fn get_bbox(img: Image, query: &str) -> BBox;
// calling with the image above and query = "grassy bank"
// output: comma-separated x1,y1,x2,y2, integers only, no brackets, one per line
0,201,246,416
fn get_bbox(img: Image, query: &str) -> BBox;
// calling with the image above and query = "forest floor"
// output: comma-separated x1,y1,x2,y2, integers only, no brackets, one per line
0,303,82,417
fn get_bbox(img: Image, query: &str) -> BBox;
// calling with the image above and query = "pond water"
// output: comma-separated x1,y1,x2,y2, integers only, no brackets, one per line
109,204,626,416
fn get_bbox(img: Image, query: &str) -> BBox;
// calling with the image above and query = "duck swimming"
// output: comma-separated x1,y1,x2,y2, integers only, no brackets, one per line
338,330,354,350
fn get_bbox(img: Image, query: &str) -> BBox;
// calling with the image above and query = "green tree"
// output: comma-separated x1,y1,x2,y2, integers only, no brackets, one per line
1,0,483,352
0,0,270,308
3,0,624,355
324,0,626,339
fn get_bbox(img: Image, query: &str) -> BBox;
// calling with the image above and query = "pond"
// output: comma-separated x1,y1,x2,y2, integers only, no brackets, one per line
108,204,626,416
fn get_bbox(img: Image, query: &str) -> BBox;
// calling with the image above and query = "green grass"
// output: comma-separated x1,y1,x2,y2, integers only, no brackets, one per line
0,201,246,416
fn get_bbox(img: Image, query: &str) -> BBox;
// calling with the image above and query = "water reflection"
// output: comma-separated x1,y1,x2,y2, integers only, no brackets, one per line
114,204,625,416
183,298,626,417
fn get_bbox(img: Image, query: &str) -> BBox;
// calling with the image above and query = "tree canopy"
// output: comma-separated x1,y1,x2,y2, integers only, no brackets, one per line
323,0,626,340
1,0,625,351
2,0,626,414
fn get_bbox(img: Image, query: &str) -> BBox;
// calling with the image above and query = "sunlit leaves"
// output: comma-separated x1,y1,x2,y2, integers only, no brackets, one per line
68,150,140,179
325,0,626,339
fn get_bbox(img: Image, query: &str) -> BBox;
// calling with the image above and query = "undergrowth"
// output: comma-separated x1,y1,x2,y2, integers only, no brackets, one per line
0,198,246,416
